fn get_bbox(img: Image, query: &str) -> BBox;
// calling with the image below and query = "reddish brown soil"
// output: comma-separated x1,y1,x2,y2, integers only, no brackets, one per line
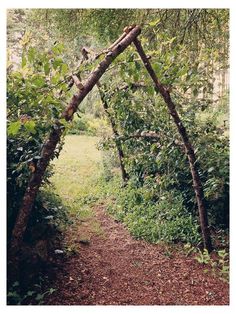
45,205,229,305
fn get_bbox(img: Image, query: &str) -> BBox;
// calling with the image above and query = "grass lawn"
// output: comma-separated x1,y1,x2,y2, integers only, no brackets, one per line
51,135,102,210
49,134,110,242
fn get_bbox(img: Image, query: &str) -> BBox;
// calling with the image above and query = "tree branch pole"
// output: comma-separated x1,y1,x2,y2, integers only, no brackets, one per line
97,84,129,183
133,38,212,252
10,26,141,253
80,48,129,183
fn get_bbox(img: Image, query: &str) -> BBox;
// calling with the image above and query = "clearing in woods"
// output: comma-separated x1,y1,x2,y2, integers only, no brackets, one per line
45,135,229,305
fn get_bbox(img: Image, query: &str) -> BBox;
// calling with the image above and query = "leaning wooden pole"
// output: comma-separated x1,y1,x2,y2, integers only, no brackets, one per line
79,48,129,183
97,85,129,183
10,26,141,253
72,74,129,183
133,38,212,252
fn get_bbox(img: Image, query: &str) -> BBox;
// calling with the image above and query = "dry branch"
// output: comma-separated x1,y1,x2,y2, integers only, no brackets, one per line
97,87,129,183
94,25,137,60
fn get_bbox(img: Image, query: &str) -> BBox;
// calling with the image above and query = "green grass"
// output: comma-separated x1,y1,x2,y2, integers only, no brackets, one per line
51,134,121,213
51,135,103,234
52,135,102,208
50,135,119,239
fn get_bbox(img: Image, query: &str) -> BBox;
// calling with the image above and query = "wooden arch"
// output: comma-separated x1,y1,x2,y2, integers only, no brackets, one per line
10,25,212,255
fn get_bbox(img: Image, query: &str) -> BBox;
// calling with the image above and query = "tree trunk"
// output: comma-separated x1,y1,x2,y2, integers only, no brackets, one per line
10,25,141,253
133,38,212,252
10,127,62,253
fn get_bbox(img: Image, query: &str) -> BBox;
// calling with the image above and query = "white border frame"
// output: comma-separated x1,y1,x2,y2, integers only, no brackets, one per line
1,1,235,313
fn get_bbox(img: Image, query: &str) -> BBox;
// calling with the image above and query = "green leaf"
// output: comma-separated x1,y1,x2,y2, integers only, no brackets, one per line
28,47,36,63
32,76,45,88
24,120,36,134
48,288,56,294
52,43,64,55
12,281,20,287
134,61,141,71
208,167,215,173
149,19,160,27
53,58,63,70
21,54,27,68
133,72,139,82
35,293,44,301
193,88,198,97
178,66,188,77
59,118,68,126
26,290,35,297
8,121,21,136
61,63,68,75
218,249,227,258
7,291,20,298
147,86,154,96
153,62,162,75
44,62,50,75
51,73,61,85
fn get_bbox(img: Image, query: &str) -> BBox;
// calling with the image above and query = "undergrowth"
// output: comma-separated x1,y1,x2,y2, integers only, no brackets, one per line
94,176,201,245
184,244,229,283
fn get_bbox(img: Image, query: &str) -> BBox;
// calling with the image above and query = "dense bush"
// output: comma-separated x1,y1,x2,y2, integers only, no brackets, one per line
105,120,229,243
68,114,110,136
108,178,201,244
7,38,71,239
7,38,72,303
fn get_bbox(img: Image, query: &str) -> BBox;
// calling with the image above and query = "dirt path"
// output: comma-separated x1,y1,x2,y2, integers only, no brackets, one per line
45,205,229,305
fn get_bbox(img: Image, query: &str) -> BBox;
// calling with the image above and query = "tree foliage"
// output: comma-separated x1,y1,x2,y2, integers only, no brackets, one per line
7,35,71,237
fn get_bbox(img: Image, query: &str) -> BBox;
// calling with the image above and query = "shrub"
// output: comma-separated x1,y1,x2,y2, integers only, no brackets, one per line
7,40,70,239
7,40,71,303
68,114,110,136
108,180,201,244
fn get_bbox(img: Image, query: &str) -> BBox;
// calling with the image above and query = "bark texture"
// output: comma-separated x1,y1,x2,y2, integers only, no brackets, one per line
133,38,212,252
11,26,141,253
